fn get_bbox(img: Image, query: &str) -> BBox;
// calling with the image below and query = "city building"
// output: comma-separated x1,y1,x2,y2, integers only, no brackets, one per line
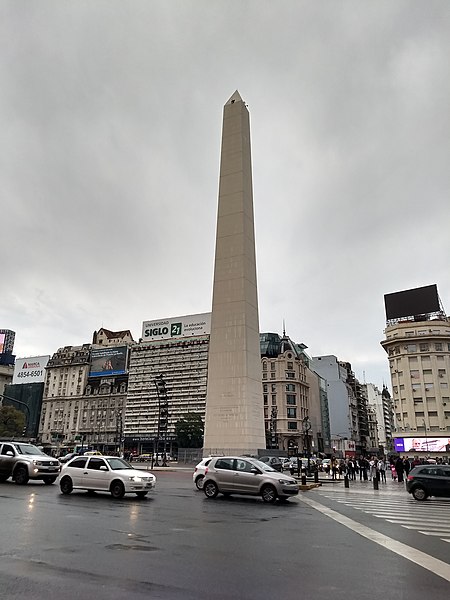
363,383,394,454
204,91,266,456
310,355,370,455
381,284,450,456
38,329,134,453
124,314,210,456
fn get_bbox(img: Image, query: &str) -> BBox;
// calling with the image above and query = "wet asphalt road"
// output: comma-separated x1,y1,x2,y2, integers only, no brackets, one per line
0,469,449,600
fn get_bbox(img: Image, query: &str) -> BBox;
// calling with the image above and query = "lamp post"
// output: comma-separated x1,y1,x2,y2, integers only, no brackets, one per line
302,415,312,475
154,374,169,467
270,406,278,449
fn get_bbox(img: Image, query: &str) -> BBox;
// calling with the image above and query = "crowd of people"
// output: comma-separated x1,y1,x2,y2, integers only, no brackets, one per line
325,455,449,483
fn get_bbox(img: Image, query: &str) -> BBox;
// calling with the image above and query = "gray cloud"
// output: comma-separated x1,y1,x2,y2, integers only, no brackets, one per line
1,0,449,388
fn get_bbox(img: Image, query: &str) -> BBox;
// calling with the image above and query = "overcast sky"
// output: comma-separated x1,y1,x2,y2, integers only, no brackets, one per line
1,1,449,389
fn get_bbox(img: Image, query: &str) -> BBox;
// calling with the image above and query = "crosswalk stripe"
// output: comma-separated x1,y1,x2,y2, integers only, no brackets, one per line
317,491,450,543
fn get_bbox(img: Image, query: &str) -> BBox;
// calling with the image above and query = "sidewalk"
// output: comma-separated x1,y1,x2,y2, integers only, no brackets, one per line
306,475,408,496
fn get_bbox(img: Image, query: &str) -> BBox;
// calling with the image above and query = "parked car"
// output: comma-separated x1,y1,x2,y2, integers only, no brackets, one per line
406,464,450,501
0,441,60,485
59,455,156,499
280,457,293,470
193,457,213,489
258,456,283,472
202,456,299,503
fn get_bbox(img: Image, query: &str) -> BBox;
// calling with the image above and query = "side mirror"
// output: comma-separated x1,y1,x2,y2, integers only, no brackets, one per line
100,465,108,471
250,467,259,474
6,451,14,457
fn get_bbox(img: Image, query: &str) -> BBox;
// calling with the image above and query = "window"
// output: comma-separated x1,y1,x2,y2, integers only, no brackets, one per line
271,362,276,371
263,384,268,392
423,369,432,375
69,457,87,468
286,394,296,405
428,411,438,417
287,422,298,430
419,343,429,352
235,459,254,473
215,458,234,470
271,395,277,405
287,362,293,370
286,384,295,392
438,369,446,377
287,407,297,418
435,343,443,351
270,373,275,379
263,395,268,405
410,370,419,379
286,372,295,379
263,362,267,371
271,384,277,392
406,344,417,352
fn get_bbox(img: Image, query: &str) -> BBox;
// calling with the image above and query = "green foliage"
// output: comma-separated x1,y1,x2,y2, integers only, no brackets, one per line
0,405,26,437
174,413,204,448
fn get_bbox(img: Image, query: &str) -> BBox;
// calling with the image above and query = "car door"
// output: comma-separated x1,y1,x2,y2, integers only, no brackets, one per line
66,456,88,487
233,459,261,494
0,443,16,477
213,458,236,491
82,457,111,491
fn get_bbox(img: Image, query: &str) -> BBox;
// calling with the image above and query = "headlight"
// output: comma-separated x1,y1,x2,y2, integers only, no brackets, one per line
128,476,142,482
33,460,44,466
278,479,295,485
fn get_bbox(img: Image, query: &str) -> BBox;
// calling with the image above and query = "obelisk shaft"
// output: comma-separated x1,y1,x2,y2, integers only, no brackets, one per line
203,91,266,455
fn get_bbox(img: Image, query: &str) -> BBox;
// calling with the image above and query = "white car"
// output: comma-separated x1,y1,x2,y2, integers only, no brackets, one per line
193,457,213,490
59,455,156,499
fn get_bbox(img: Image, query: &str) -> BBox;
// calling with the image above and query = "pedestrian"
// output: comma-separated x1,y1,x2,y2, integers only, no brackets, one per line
403,457,411,477
378,458,387,483
395,456,405,483
391,464,397,480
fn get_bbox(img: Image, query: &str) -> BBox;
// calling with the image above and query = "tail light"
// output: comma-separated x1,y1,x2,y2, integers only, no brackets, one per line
194,467,198,473
407,475,414,481
205,467,209,474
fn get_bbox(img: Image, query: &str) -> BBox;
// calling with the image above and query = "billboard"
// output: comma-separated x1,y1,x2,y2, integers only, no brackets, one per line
90,346,128,377
142,313,211,342
0,329,15,354
384,285,440,321
394,437,450,453
13,355,50,385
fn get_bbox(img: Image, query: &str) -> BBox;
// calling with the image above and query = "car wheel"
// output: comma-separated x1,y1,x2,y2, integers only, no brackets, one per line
203,480,219,499
13,466,29,485
43,477,57,485
412,486,428,501
261,484,277,504
195,475,205,490
60,476,73,495
110,480,125,499
135,491,148,498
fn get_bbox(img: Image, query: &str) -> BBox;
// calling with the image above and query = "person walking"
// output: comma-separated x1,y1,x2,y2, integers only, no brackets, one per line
378,458,387,483
395,456,405,483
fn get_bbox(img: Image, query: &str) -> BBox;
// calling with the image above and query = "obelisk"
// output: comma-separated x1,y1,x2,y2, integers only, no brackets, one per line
203,91,266,456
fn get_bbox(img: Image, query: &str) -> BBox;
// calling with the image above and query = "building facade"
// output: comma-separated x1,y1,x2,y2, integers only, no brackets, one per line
381,317,450,435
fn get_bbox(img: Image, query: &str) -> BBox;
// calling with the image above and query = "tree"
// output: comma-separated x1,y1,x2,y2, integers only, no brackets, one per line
174,413,204,448
0,405,26,437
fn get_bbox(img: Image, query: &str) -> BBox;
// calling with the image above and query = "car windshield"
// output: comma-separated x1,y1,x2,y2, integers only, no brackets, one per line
13,443,46,456
105,457,134,470
252,459,277,472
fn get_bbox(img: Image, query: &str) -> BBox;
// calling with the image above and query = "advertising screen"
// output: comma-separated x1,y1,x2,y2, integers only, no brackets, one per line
0,332,4,353
13,355,50,385
142,313,211,342
384,284,440,321
394,437,450,453
90,346,128,377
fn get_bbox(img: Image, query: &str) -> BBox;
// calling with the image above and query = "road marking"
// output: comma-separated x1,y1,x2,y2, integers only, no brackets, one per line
299,495,450,583
419,531,450,536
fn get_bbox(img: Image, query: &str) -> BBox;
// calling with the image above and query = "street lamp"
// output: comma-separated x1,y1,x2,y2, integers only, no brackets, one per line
302,415,312,475
154,374,169,467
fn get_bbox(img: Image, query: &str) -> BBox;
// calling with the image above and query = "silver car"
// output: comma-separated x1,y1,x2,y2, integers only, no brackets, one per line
202,456,299,503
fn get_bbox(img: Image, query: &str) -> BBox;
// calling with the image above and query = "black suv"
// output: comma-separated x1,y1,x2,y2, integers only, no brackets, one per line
406,464,450,501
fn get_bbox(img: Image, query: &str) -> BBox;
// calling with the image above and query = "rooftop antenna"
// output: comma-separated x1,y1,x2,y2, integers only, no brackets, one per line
282,319,286,337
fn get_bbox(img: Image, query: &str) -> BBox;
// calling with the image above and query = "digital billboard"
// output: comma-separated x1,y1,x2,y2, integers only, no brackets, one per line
0,329,15,354
142,313,211,342
13,355,50,385
90,346,128,377
0,332,4,354
384,285,440,321
394,437,450,453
